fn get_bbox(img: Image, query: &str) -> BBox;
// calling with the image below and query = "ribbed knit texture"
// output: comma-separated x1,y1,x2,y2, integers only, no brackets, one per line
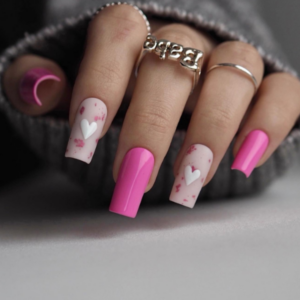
0,0,299,203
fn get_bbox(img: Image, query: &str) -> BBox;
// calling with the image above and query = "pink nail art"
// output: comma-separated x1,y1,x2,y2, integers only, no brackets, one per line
65,97,107,163
231,130,269,177
169,144,213,208
109,147,154,218
19,68,61,106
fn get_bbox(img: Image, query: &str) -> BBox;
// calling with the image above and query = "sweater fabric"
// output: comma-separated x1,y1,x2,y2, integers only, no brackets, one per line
0,0,299,203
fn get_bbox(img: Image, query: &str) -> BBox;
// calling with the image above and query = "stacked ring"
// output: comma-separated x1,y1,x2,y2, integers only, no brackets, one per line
206,63,258,93
134,35,204,95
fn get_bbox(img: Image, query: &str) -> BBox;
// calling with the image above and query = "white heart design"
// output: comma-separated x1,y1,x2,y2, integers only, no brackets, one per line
184,165,201,186
80,119,98,140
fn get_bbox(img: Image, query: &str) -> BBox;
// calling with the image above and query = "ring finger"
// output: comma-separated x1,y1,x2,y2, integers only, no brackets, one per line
170,41,264,208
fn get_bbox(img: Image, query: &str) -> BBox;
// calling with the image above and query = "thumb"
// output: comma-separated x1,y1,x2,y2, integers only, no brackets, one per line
3,54,71,116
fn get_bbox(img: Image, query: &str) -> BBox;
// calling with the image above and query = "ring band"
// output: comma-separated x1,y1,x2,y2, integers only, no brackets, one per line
134,35,204,95
206,63,258,92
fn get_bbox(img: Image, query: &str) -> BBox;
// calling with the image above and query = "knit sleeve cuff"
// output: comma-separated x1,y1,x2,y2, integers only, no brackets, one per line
0,1,299,202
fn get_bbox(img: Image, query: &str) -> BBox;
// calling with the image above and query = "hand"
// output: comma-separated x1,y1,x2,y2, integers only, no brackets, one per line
3,4,300,217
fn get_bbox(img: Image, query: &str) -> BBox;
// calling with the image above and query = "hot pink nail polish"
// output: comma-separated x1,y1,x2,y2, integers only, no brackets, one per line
169,144,213,208
231,129,269,177
19,68,61,106
109,147,154,218
65,97,107,163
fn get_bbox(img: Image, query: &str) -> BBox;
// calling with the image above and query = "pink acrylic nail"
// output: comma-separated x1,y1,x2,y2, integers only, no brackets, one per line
65,97,107,163
231,129,269,177
169,144,213,208
19,68,61,106
109,147,154,218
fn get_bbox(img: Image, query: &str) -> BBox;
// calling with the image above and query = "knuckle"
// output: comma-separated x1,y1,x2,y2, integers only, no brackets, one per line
111,25,137,43
89,5,143,42
262,72,300,108
263,105,292,140
270,106,289,127
264,72,300,91
106,4,144,23
218,41,263,68
87,61,123,98
94,62,122,84
133,103,173,136
199,107,233,133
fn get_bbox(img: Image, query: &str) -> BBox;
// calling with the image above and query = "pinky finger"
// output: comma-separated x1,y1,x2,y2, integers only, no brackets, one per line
232,72,300,177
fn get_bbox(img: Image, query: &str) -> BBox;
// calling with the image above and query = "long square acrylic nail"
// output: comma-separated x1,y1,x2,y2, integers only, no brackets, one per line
231,129,269,177
169,144,213,208
65,97,107,163
109,147,154,218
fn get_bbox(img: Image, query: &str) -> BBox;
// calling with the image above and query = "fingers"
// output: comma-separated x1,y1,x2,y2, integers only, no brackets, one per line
232,72,300,176
170,41,264,208
109,23,215,217
3,54,70,116
65,5,148,163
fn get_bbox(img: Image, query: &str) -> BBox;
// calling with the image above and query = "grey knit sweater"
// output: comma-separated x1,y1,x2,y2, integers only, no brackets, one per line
0,0,299,203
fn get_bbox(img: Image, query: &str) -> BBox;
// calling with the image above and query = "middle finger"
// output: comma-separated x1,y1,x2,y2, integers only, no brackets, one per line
109,23,214,218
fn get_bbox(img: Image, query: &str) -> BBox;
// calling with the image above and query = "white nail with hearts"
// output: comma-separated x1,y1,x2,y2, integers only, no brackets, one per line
184,165,201,186
80,119,98,140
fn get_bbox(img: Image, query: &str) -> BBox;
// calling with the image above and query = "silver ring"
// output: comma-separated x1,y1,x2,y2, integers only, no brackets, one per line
92,2,151,34
134,35,204,95
206,63,258,92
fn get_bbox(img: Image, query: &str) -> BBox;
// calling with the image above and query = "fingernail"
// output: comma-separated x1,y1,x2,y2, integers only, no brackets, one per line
231,129,269,177
19,68,61,106
65,97,107,163
169,144,213,208
109,147,154,218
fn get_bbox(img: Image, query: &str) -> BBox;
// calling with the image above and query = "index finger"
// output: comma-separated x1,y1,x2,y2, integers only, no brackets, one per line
65,4,148,163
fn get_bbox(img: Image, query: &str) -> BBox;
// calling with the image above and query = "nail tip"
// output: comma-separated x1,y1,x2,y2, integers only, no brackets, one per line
109,208,136,218
52,76,61,82
64,154,90,164
231,129,268,179
108,147,154,219
32,75,61,105
19,68,61,106
169,144,211,210
39,75,60,82
231,166,251,178
169,198,194,209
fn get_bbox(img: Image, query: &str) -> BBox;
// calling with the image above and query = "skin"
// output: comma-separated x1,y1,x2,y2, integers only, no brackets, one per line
3,5,300,192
